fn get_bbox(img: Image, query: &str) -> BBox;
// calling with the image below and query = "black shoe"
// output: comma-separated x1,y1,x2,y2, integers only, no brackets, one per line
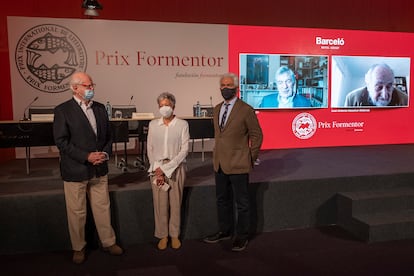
232,238,248,252
203,232,231,243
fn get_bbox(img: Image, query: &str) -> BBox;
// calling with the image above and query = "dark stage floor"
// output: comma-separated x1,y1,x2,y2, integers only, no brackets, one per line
2,144,414,275
1,225,414,275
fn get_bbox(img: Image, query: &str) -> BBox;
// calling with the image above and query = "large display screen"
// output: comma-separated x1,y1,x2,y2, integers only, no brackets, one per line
331,56,410,108
240,54,329,109
229,25,414,149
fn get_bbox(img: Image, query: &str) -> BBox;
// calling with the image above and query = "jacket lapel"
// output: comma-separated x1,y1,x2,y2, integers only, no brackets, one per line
71,99,98,138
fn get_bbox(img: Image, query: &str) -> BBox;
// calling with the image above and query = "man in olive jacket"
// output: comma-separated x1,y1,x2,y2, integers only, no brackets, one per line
203,72,263,252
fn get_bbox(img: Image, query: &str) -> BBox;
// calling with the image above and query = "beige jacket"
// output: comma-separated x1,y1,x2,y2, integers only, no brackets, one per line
344,87,408,107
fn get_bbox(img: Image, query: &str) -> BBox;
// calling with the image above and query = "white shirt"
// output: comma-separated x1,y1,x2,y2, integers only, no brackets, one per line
147,116,190,178
73,96,97,135
278,94,294,108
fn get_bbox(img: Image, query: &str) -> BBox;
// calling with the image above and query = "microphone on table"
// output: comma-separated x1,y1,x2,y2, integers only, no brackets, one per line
22,96,39,121
128,95,134,106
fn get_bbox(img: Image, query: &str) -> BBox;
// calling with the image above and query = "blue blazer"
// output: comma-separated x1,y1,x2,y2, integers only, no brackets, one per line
53,98,112,182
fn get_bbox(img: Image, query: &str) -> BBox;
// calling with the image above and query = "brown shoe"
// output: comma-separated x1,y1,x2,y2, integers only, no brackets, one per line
104,244,123,255
157,237,168,250
72,248,86,264
171,237,181,249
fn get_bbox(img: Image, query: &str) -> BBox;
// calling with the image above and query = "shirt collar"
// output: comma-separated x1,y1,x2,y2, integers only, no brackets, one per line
224,96,237,106
156,116,177,126
73,96,93,108
278,94,294,107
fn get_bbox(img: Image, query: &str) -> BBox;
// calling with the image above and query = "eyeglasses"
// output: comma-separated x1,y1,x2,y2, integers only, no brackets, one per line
78,83,96,89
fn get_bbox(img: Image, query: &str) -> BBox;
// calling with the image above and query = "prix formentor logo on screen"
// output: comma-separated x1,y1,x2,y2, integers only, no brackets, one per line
15,24,87,93
292,112,317,139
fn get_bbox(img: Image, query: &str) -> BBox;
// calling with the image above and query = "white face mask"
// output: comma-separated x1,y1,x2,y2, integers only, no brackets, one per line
159,105,173,118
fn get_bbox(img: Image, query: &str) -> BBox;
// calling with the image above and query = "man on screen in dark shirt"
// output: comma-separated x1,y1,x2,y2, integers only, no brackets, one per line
344,63,408,107
260,66,311,108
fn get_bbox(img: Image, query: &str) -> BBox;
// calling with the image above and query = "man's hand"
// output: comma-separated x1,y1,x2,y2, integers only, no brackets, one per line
88,152,107,165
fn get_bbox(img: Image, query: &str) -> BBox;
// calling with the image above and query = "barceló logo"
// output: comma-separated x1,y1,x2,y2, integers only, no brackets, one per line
292,112,317,139
15,24,87,93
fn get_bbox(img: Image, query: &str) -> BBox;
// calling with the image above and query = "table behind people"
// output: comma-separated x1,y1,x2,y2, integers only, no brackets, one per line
0,116,213,147
0,116,214,173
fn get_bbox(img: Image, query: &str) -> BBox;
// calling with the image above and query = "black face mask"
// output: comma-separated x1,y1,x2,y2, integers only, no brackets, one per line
221,87,237,100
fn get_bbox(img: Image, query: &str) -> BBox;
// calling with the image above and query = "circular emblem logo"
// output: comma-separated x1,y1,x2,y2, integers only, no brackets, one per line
15,24,87,93
292,112,317,139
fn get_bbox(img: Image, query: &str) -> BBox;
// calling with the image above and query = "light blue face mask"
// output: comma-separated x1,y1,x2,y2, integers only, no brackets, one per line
84,89,95,100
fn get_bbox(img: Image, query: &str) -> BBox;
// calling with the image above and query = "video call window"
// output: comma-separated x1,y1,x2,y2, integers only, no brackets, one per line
331,56,410,108
239,54,329,109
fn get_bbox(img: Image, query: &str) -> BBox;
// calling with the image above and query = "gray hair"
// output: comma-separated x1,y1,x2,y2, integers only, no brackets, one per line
157,92,176,107
365,63,394,83
276,66,296,82
69,71,91,92
220,73,239,88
